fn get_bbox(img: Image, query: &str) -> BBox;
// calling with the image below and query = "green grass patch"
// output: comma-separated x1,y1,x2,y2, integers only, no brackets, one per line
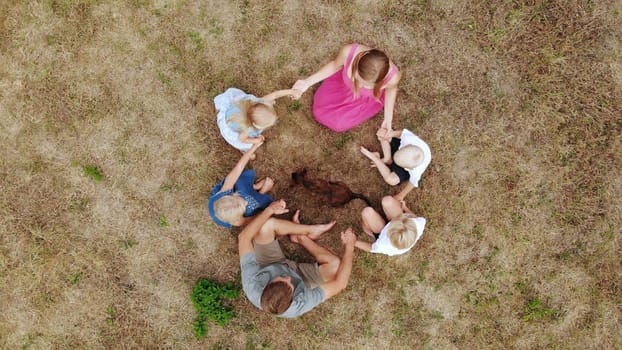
159,215,169,227
68,271,82,285
522,298,554,321
105,305,117,326
82,165,103,181
191,278,240,340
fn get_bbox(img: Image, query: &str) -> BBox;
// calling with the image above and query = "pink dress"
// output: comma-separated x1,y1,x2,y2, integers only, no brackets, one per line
312,44,398,132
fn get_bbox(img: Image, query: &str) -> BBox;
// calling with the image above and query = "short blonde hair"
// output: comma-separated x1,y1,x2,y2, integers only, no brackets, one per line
213,194,246,226
387,214,418,250
248,103,277,129
394,145,424,170
228,100,277,131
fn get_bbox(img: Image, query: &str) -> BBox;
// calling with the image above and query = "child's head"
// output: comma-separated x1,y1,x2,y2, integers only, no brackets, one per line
229,100,277,131
352,49,390,99
213,193,247,226
393,145,424,170
248,103,277,130
387,214,418,250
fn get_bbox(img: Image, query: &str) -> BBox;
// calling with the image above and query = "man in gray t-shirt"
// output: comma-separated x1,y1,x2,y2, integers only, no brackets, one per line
238,200,356,318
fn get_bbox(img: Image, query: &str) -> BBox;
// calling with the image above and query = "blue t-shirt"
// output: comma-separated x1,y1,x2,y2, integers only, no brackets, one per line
208,169,272,228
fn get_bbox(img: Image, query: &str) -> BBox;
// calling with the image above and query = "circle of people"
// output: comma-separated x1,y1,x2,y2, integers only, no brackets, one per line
207,44,432,318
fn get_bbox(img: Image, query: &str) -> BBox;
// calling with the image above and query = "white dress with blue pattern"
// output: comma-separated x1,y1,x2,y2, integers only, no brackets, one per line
214,88,264,152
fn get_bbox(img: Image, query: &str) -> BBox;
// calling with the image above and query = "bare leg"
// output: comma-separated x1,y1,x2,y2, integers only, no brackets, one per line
361,206,386,237
381,195,403,221
255,217,335,245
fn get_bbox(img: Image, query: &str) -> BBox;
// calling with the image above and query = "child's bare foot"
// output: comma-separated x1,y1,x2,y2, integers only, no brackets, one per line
308,221,336,240
289,210,302,243
292,209,301,224
259,177,274,193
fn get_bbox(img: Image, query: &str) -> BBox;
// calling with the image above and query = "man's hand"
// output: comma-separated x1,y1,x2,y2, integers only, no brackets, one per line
340,228,356,247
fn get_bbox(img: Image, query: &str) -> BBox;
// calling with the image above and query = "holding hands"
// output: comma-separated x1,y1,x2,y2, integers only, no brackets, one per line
292,80,310,96
340,227,357,248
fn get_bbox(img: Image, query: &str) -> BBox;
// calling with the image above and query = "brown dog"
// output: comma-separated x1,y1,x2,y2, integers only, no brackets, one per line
291,168,372,207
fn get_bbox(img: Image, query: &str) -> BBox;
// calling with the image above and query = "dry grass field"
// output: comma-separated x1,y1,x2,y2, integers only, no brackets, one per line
1,0,621,349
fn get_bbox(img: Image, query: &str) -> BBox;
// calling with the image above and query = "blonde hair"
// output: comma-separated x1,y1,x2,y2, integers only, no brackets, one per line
228,99,277,131
394,145,424,170
351,49,390,100
213,194,246,226
387,214,418,250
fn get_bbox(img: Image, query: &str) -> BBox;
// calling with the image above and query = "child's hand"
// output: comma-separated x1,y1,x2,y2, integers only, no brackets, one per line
289,89,303,100
380,119,392,135
248,139,264,153
376,127,392,141
360,146,379,160
340,228,356,247
292,80,309,95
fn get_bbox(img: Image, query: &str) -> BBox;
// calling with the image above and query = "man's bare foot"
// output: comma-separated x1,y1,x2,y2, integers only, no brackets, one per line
308,221,336,240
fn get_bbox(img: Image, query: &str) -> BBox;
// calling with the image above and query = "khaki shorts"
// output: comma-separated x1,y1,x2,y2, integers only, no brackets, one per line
254,239,324,289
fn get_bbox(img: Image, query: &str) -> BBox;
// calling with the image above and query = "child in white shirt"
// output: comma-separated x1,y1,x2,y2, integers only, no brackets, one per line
360,127,431,200
355,195,426,256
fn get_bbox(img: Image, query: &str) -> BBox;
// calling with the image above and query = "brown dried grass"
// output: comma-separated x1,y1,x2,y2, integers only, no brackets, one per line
1,0,620,349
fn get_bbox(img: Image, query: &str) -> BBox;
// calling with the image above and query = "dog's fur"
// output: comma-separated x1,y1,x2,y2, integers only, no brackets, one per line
291,168,372,207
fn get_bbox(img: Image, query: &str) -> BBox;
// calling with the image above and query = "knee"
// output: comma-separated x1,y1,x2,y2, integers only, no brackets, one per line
361,206,376,220
257,218,278,239
381,195,396,206
326,256,341,278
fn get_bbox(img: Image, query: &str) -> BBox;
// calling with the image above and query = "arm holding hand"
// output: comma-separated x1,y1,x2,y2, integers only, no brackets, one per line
321,228,356,300
393,181,415,201
261,89,302,103
354,240,372,252
292,44,351,98
221,142,263,192
379,71,401,136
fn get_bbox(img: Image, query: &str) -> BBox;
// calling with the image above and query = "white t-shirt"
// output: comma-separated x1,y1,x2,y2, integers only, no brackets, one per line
370,216,426,256
399,129,432,187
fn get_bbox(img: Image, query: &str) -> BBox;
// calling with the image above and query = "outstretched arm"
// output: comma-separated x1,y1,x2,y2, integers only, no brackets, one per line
220,142,263,192
394,181,415,201
360,146,400,186
261,89,301,103
354,240,372,252
320,228,356,300
292,44,352,97
238,200,288,257
379,72,401,135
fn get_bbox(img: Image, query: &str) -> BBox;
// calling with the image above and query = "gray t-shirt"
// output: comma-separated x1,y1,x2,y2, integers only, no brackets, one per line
240,253,325,318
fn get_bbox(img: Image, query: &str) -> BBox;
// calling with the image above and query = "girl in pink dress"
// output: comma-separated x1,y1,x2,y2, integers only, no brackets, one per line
292,43,400,132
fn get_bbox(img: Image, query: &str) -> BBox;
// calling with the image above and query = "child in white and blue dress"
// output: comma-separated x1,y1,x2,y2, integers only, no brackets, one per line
214,87,301,154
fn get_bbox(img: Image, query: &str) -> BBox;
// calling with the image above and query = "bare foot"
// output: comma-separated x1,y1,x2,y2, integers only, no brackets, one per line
292,210,300,224
289,210,302,243
308,221,336,240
